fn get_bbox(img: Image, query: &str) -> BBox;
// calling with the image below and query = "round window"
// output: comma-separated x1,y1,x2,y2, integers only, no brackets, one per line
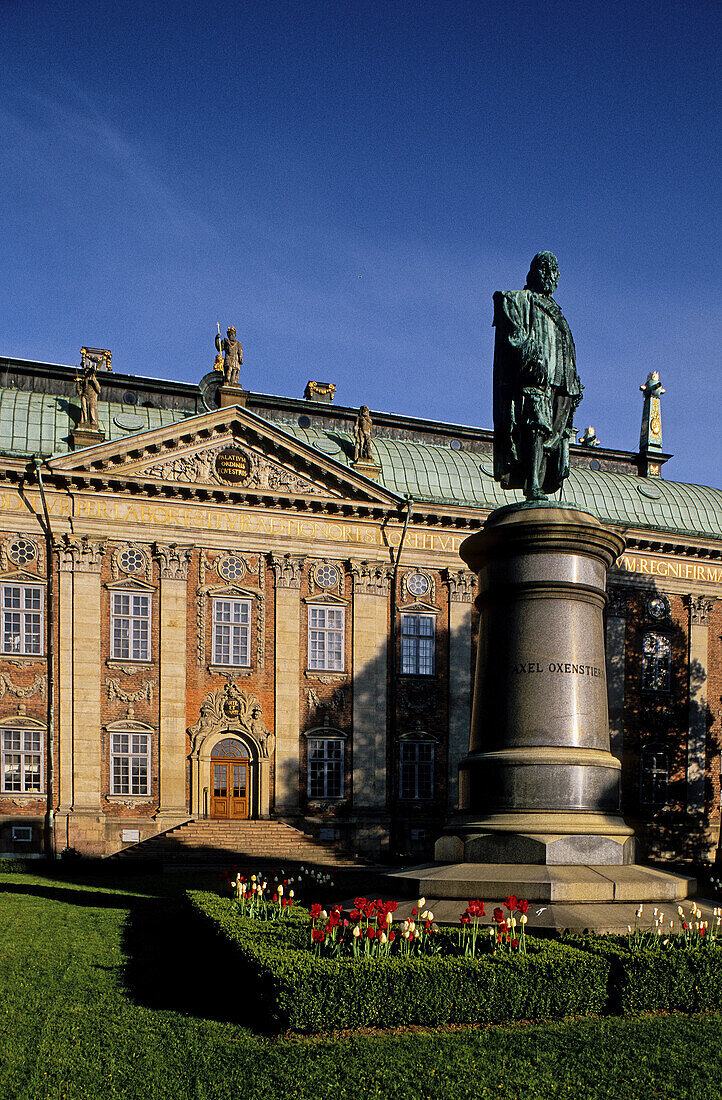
219,555,247,581
406,572,430,597
315,564,340,589
7,538,37,566
119,548,146,574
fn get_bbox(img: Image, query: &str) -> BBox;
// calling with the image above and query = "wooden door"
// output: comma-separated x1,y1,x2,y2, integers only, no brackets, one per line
210,739,249,819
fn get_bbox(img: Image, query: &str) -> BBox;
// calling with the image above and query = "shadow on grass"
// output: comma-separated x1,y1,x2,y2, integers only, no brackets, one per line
0,881,144,908
121,894,261,1029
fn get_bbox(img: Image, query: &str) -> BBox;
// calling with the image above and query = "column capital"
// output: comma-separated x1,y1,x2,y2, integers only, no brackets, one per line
54,534,105,573
445,568,476,604
686,594,716,627
153,543,193,581
349,559,391,597
269,553,306,589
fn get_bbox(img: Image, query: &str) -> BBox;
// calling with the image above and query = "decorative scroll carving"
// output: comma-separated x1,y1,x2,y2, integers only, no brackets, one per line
270,553,305,589
397,681,434,715
106,677,154,706
110,544,153,583
153,543,192,581
188,683,274,758
349,560,391,597
54,535,105,573
306,685,346,717
141,443,320,495
401,569,436,604
0,672,46,701
445,569,476,603
687,595,715,627
606,587,629,619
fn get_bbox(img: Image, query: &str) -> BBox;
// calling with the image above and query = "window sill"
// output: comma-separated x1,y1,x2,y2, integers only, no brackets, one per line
106,795,153,804
106,659,154,672
0,654,45,664
305,669,346,680
207,664,253,676
0,790,45,800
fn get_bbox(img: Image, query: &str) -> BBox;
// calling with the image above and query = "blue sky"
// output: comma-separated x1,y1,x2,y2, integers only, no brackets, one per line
1,0,719,486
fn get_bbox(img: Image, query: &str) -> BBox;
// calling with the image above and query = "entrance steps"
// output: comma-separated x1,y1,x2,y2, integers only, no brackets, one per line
112,818,362,868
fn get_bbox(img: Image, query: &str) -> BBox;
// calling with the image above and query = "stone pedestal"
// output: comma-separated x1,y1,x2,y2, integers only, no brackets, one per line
435,502,636,866
218,385,248,408
70,426,105,449
351,459,381,480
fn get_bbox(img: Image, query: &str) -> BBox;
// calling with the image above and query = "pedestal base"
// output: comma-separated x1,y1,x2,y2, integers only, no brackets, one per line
351,459,381,480
436,811,637,866
71,427,105,449
219,385,248,408
385,861,695,904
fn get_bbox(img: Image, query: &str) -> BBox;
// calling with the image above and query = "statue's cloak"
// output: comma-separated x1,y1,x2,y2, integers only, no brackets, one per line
492,289,582,492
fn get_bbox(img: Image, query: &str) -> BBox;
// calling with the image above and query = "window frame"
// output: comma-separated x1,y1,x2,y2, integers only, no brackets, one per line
400,612,436,676
110,730,151,796
1,583,44,657
641,630,671,693
306,736,345,799
639,748,668,808
398,739,435,801
110,589,151,662
1,725,44,794
308,605,345,672
211,596,252,667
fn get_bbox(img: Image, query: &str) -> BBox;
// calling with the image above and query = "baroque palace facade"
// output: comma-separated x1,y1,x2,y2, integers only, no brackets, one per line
0,353,720,861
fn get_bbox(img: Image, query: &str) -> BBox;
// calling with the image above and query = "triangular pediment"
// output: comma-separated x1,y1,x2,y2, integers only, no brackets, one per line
48,405,401,507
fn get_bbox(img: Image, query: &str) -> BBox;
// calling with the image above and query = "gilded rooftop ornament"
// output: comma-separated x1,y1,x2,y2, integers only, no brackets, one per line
492,252,583,501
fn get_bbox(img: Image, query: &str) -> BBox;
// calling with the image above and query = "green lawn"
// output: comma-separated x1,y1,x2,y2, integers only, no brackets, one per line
1,870,721,1100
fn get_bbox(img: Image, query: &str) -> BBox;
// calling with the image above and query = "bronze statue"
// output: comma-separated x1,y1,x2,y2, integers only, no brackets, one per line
353,406,374,462
215,324,243,386
492,252,583,500
76,360,101,429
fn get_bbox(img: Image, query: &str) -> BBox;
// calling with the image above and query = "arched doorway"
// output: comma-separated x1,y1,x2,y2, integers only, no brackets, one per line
210,738,250,819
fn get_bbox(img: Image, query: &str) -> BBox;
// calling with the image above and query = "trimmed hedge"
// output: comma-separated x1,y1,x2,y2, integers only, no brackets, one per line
559,933,722,1016
188,891,608,1032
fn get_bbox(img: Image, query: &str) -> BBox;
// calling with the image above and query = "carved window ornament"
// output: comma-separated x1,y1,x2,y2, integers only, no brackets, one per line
646,594,670,623
217,553,250,582
1,536,39,571
402,570,434,603
187,684,274,759
110,544,153,583
311,561,342,593
195,581,264,670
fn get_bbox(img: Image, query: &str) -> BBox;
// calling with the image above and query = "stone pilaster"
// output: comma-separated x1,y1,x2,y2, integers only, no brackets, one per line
54,537,105,850
445,569,475,810
270,554,305,813
685,595,715,814
605,587,628,760
153,544,193,823
350,561,391,808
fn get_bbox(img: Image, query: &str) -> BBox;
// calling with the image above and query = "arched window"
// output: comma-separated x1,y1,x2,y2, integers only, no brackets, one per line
641,632,671,693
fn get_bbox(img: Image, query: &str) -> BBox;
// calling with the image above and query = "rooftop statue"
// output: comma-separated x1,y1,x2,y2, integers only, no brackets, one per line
353,405,375,462
75,358,101,429
492,252,583,500
214,323,243,386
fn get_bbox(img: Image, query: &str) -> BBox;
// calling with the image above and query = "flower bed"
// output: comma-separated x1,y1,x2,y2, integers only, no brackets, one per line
187,891,608,1032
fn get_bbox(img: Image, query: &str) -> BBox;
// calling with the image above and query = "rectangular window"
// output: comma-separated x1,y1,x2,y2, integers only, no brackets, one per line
307,738,344,798
400,614,435,675
1,585,43,655
110,732,150,796
1,728,42,793
642,632,671,692
212,598,251,666
640,749,668,807
399,741,434,800
308,606,344,671
111,592,150,661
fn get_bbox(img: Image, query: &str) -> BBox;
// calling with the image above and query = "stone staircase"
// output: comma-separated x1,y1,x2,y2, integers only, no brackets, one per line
112,818,363,868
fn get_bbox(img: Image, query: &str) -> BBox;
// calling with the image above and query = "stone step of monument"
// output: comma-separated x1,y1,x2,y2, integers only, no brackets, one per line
381,862,696,905
112,819,362,867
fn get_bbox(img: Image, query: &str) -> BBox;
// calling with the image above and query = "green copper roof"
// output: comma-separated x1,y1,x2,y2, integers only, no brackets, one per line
0,389,193,457
281,422,722,542
0,390,720,543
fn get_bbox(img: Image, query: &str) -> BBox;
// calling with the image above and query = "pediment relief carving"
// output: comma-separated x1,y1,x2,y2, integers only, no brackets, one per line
399,600,439,615
106,438,338,498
